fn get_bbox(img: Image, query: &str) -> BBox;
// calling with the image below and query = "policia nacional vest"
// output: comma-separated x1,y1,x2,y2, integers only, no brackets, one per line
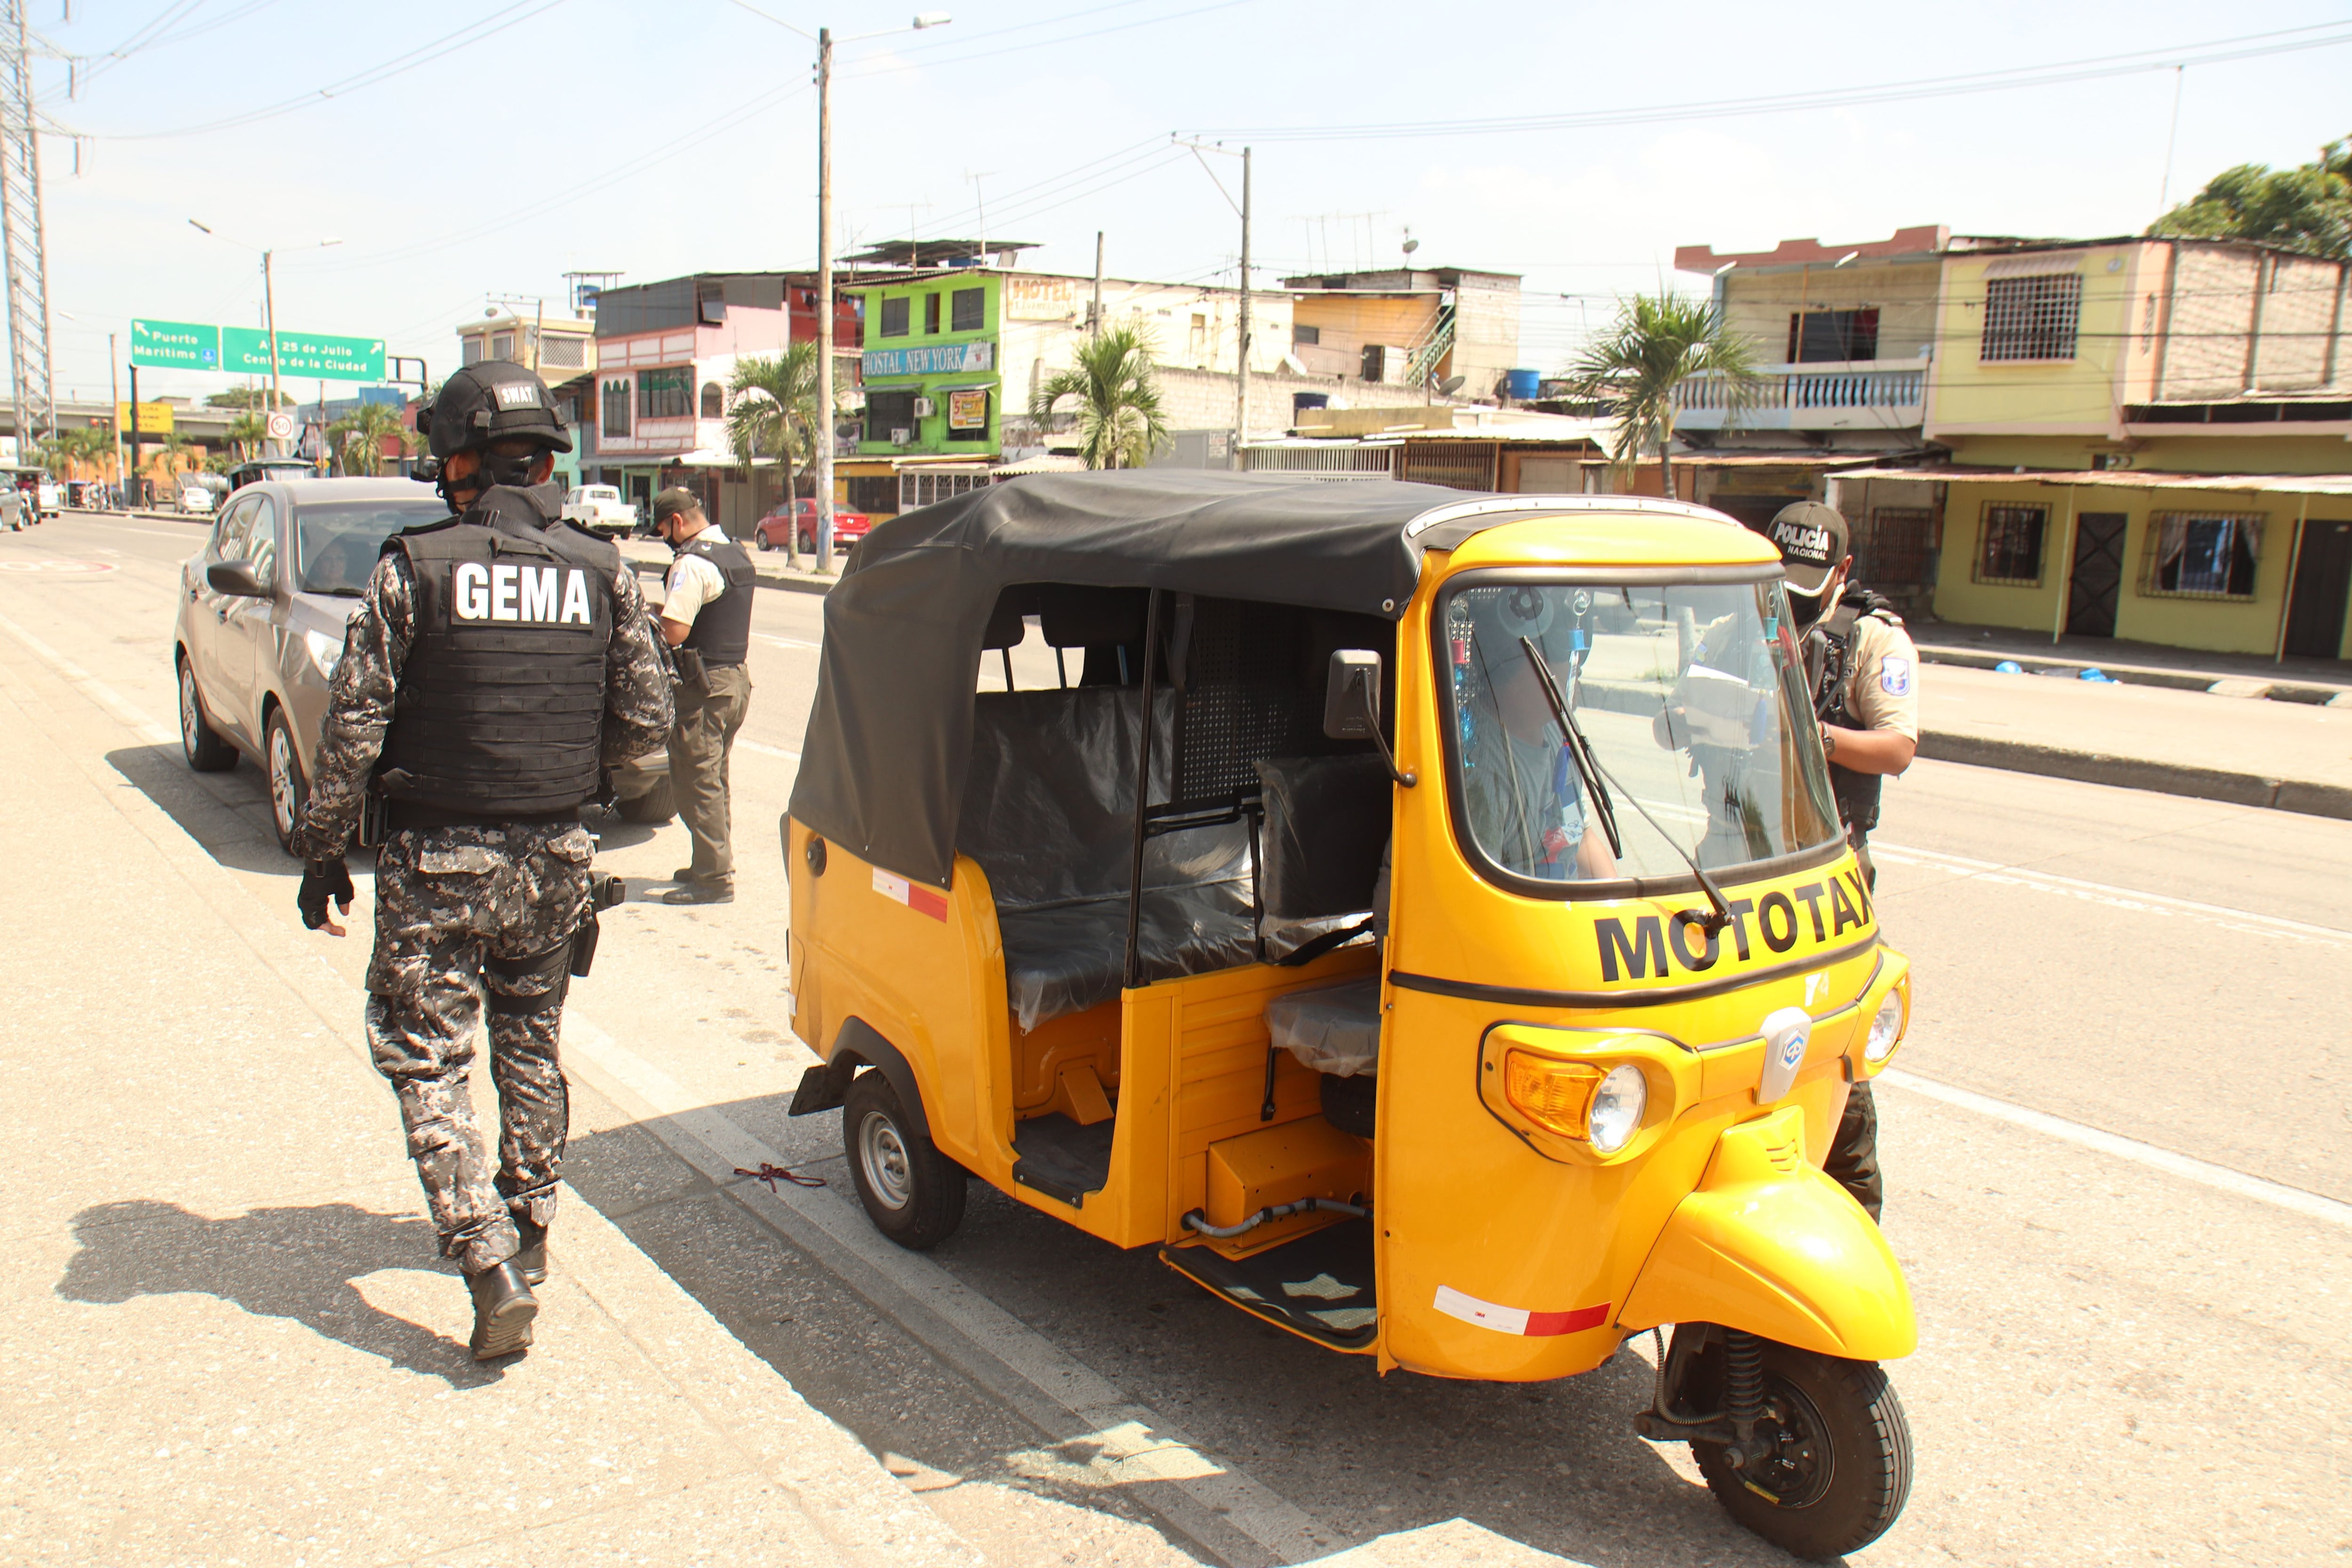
1805,585,1899,836
378,486,621,819
673,532,755,666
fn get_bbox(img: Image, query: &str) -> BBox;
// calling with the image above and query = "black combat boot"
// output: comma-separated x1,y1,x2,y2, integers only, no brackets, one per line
467,1260,538,1360
513,1217,549,1286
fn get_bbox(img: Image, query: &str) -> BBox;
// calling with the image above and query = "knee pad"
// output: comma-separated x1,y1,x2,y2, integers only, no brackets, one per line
484,940,573,1018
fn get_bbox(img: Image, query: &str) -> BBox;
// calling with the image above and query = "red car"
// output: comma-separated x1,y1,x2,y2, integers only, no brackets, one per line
755,498,872,553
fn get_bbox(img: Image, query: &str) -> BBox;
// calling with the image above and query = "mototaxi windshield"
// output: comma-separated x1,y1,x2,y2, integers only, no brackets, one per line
1438,574,1843,897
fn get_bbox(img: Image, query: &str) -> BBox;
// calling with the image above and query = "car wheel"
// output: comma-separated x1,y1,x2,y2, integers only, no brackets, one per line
178,657,238,773
756,531,775,551
264,707,308,853
616,775,676,823
843,1068,966,1250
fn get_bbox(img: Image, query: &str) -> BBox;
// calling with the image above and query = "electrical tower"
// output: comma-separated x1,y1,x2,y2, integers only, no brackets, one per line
0,0,51,462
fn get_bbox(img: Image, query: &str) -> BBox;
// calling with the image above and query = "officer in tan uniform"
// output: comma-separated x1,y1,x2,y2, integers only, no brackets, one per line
1766,500,1919,1220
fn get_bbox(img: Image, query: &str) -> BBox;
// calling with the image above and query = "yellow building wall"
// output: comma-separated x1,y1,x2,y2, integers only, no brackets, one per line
1943,431,2352,477
1928,243,2157,438
1931,479,2309,655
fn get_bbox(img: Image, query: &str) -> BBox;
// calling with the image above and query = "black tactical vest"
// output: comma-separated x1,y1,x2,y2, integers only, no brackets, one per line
673,532,755,665
378,486,620,818
1804,586,1900,836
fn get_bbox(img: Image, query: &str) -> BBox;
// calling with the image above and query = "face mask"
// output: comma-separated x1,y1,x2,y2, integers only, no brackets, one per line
478,447,541,488
1788,587,1829,631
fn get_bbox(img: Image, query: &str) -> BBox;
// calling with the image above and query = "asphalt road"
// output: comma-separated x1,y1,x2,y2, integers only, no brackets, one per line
7,511,2347,1568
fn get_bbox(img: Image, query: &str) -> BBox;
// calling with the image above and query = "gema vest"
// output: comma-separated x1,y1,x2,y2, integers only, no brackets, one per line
378,487,621,818
1804,585,1899,835
672,532,755,665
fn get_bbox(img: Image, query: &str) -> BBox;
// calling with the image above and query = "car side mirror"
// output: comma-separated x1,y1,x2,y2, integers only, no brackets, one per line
207,560,272,597
1324,648,1414,787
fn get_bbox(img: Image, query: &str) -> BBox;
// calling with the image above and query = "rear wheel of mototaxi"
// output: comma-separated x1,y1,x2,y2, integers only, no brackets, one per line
842,1068,966,1250
1682,1331,1913,1560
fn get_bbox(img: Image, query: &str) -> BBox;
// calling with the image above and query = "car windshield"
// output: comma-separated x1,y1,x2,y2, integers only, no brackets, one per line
296,499,451,595
1441,577,1841,891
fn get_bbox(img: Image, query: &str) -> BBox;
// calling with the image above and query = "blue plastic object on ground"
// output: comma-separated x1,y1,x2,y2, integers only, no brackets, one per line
1994,660,2024,674
2080,667,2114,682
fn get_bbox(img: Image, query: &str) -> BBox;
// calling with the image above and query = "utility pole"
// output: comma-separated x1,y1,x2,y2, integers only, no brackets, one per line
815,24,835,569
1233,146,1250,471
1090,231,1104,338
108,330,121,503
0,0,53,465
128,362,140,506
263,248,283,446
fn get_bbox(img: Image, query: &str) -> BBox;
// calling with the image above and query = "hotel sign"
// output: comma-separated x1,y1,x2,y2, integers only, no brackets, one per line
861,340,995,379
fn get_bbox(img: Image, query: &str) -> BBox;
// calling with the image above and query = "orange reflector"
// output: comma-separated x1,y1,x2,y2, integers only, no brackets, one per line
1503,1051,1602,1138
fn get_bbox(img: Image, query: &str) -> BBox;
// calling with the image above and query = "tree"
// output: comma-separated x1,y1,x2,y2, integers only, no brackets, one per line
725,343,820,564
2150,134,2352,258
39,424,112,479
224,412,267,460
1028,324,1169,470
1565,292,1763,501
328,402,411,477
205,387,294,409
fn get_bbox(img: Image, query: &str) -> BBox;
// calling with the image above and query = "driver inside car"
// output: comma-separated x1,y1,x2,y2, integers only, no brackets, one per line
1458,592,1618,883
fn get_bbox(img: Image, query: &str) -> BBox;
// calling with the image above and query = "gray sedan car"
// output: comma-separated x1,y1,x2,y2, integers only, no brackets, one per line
175,477,673,852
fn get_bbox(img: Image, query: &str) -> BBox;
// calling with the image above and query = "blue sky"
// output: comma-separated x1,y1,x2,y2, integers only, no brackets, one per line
33,0,2352,404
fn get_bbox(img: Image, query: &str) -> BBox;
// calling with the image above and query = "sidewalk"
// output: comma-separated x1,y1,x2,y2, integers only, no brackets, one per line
1913,620,2352,703
621,536,837,597
0,622,979,1566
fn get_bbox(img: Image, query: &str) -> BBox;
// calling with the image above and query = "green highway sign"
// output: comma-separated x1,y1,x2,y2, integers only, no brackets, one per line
221,326,386,381
129,318,220,370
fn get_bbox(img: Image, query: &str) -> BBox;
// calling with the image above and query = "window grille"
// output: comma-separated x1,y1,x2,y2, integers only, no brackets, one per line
951,288,985,332
539,335,585,369
601,378,630,438
2142,511,2262,600
1980,275,2081,361
878,296,910,338
1399,443,1497,492
637,367,691,420
898,469,990,510
1858,506,1937,585
1974,503,2047,585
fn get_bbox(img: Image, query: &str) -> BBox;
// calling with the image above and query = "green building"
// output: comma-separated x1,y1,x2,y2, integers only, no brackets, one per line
853,270,1002,458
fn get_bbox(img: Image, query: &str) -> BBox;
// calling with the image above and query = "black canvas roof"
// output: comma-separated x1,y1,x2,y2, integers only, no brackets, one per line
787,470,1541,889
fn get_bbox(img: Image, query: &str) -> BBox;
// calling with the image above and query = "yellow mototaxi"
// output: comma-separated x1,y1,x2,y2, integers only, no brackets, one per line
782,473,1916,1559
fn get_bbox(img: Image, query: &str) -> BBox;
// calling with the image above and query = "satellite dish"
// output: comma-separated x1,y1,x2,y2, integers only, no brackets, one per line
1402,237,1420,255
1438,374,1465,396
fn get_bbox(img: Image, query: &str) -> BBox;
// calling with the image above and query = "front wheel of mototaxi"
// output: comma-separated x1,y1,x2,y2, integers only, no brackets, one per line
1679,1329,1913,1560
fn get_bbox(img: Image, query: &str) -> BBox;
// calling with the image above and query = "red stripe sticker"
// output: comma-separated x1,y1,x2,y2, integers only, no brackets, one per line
873,867,949,922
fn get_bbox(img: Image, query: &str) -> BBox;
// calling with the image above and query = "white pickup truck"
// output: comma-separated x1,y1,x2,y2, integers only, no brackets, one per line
562,484,638,539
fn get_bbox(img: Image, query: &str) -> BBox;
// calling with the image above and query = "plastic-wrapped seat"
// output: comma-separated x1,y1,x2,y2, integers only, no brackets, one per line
1252,753,1391,1094
1264,977,1382,1076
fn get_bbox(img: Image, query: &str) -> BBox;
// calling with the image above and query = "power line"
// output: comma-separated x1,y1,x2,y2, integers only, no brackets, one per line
1182,21,2352,143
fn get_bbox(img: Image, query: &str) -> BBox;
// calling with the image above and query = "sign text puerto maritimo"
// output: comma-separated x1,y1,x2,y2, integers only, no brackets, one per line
130,318,385,381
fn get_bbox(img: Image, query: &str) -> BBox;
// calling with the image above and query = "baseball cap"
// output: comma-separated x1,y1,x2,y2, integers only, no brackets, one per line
1765,501,1850,597
652,486,703,525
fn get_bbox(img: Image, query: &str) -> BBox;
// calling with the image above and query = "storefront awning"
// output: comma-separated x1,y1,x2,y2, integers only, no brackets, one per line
1828,466,2352,496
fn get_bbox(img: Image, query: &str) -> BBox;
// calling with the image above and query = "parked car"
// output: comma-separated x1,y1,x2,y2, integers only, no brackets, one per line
0,485,25,531
754,497,871,553
174,478,453,852
562,483,637,539
176,477,217,514
0,465,51,522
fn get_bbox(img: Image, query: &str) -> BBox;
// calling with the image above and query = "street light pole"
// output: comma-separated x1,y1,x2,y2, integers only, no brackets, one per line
1234,146,1250,471
815,23,834,569
262,247,282,438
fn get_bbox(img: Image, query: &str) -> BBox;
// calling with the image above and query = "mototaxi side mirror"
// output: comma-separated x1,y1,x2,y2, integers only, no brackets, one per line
206,559,273,598
1323,647,1414,787
1323,648,1381,739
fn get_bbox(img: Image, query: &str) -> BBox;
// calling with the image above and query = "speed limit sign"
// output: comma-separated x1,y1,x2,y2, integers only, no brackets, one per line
266,411,295,440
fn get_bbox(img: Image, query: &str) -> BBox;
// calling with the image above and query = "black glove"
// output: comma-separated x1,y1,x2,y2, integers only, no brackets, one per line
298,858,356,933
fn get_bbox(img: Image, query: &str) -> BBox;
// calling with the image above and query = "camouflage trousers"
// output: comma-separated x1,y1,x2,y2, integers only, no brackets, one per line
366,821,595,1276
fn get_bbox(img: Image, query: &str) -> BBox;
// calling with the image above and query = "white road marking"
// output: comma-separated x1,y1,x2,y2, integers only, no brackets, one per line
1879,1068,2352,1229
755,632,823,650
1873,840,2352,946
738,738,800,759
0,605,176,745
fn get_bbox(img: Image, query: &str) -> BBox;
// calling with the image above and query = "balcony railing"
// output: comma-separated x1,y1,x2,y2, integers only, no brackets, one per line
1674,360,1927,425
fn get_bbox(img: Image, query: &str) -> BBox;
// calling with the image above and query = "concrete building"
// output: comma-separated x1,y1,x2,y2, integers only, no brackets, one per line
1284,266,1524,402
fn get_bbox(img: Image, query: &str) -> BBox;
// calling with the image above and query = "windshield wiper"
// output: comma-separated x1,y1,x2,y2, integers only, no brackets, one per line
1518,636,1732,932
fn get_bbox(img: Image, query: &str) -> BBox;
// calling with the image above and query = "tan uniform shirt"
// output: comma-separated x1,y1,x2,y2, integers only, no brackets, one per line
1838,611,1921,741
660,528,733,630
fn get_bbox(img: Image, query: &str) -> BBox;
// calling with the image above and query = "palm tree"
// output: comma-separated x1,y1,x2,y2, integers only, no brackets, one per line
725,343,819,564
1566,292,1763,501
1029,324,1169,470
329,402,410,477
225,412,267,460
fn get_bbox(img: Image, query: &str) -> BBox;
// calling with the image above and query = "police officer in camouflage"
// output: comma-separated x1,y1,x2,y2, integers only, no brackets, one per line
1766,500,1921,1224
288,360,672,1360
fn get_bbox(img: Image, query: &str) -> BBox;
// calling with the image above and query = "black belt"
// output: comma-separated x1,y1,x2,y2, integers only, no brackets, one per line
386,802,583,832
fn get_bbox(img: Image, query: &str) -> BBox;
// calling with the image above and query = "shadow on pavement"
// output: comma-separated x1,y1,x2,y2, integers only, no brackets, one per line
106,743,302,877
565,1094,1794,1568
56,1199,503,1388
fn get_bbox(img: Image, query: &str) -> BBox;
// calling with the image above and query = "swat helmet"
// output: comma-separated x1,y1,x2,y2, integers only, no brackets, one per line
413,360,570,503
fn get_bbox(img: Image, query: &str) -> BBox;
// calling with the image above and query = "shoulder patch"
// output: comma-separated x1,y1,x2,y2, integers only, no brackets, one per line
1879,656,1913,697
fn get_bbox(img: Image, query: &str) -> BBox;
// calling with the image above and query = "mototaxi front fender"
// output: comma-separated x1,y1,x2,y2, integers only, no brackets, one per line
1618,1105,1915,1361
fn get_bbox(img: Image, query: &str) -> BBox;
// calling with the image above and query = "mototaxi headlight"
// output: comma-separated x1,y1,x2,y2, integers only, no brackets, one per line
1864,990,1907,1063
1586,1063,1647,1154
302,627,345,678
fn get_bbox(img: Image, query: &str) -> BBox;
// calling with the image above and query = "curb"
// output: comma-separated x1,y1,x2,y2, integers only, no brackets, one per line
1916,645,2352,706
628,556,835,597
1918,731,2352,821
